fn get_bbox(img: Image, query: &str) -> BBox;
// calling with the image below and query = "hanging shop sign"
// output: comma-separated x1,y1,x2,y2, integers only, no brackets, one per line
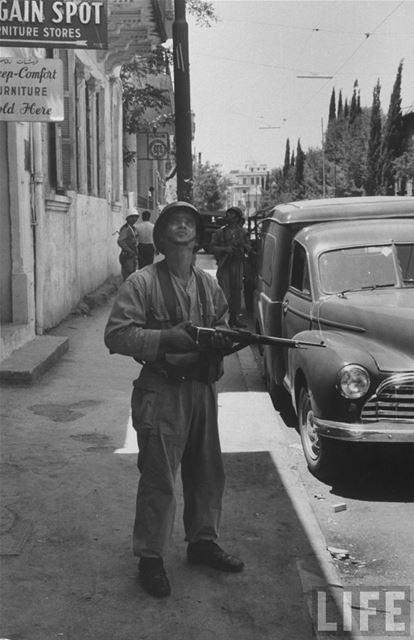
147,133,169,160
0,0,107,49
0,57,64,121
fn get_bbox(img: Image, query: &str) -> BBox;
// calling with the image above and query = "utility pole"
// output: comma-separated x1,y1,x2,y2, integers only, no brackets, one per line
173,0,193,202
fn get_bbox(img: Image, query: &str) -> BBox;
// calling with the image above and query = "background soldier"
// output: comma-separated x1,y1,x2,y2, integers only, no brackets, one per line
209,206,251,327
117,209,139,280
135,210,155,268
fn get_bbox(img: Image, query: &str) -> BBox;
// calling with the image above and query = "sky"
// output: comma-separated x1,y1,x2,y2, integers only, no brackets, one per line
187,0,414,173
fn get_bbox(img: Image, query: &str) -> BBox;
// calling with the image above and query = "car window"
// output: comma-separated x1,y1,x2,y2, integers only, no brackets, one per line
396,244,414,286
261,231,277,286
318,245,401,294
290,242,311,295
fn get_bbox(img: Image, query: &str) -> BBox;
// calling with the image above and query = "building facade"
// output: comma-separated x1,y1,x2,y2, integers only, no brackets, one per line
227,162,268,218
0,0,173,361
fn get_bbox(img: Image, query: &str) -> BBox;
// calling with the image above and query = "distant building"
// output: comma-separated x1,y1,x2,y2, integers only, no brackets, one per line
227,162,268,217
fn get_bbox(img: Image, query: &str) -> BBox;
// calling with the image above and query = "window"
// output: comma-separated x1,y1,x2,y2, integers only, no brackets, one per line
290,242,311,295
261,222,277,286
110,77,121,203
319,244,413,293
75,62,106,196
47,49,75,192
47,53,107,198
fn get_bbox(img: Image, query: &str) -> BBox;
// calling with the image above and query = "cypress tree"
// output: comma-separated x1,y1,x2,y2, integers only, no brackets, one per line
295,139,305,191
337,90,343,118
349,80,359,124
344,98,349,119
328,88,336,121
283,138,291,178
379,60,404,194
365,80,382,195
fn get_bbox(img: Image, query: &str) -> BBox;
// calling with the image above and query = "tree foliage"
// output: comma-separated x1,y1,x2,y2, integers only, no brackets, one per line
364,80,382,195
328,88,336,122
260,61,412,206
193,161,230,211
121,48,172,137
379,60,404,194
187,0,218,26
121,1,218,165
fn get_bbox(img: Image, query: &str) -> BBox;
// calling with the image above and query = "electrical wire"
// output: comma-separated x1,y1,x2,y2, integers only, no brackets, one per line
292,1,407,117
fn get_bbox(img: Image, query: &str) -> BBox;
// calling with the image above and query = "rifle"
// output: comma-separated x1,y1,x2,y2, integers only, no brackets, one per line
187,326,325,351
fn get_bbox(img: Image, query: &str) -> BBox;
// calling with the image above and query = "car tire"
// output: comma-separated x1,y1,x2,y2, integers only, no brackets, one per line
297,386,341,480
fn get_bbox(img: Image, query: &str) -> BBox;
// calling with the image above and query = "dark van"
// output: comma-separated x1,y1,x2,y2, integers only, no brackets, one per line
254,196,414,478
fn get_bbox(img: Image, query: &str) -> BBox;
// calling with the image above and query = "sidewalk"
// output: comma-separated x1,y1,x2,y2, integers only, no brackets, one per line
0,290,345,639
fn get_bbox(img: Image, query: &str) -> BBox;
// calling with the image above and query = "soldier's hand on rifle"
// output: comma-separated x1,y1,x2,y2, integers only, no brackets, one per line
159,322,197,353
210,329,233,350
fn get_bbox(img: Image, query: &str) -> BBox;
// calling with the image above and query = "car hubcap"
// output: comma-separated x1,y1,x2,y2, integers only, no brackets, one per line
301,396,321,462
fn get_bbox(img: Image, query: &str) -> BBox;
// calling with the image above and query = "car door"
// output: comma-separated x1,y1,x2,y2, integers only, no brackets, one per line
282,240,313,345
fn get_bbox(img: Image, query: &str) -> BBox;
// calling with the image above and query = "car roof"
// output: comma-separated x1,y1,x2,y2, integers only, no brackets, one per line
296,218,414,253
268,196,414,225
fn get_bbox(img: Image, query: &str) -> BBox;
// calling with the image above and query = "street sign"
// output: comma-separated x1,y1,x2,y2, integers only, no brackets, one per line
147,133,168,160
0,57,64,122
0,0,108,49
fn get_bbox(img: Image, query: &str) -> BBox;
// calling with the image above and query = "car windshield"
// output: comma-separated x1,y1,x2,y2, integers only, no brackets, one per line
319,243,414,294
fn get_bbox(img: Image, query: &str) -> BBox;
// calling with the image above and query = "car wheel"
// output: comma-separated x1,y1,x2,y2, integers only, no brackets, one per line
297,386,338,479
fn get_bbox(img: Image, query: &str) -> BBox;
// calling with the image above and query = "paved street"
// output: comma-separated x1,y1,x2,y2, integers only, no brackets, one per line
0,260,343,640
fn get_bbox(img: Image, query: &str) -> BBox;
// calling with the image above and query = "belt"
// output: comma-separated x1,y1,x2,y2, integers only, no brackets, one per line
146,362,197,383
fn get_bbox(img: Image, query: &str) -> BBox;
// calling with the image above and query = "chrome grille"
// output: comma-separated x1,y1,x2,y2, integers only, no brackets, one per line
361,373,414,423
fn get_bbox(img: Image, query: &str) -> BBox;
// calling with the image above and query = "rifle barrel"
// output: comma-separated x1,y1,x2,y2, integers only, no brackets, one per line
217,328,325,349
252,334,325,348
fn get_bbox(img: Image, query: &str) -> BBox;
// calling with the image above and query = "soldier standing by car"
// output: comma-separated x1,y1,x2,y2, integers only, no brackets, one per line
209,206,251,327
104,201,244,599
118,208,139,280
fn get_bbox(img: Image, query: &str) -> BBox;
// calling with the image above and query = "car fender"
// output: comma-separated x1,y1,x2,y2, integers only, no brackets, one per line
287,330,378,417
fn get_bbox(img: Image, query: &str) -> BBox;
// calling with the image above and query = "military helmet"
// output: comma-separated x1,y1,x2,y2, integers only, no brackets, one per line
225,206,244,221
153,201,203,254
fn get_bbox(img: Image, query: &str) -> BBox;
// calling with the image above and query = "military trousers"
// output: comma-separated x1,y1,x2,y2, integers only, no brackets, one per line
217,258,243,319
131,375,225,559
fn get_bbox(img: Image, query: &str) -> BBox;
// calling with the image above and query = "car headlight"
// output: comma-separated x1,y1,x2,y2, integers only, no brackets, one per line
338,365,370,399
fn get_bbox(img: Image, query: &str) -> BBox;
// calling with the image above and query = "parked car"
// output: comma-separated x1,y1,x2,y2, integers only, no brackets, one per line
254,196,414,478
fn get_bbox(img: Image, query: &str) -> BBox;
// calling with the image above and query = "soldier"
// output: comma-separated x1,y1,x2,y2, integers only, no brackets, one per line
209,206,251,327
104,202,244,599
117,208,139,280
135,210,155,268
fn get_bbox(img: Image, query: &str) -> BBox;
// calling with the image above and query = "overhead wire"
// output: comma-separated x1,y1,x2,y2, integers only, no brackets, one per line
297,0,407,114
227,18,413,38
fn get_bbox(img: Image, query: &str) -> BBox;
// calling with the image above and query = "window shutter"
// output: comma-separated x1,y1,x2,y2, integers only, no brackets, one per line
61,50,76,190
